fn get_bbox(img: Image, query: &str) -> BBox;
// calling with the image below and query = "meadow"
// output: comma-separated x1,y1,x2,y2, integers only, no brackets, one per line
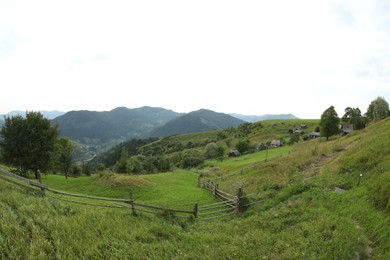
1,118,389,259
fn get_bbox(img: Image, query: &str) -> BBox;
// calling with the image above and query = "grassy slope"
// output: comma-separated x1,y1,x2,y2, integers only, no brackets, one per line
41,170,217,207
1,118,389,259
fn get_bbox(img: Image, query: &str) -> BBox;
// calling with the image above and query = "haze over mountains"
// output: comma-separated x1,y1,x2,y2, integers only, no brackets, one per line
229,113,299,122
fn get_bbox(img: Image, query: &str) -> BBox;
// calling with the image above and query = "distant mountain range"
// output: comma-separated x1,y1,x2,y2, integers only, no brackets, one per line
51,106,182,143
0,110,66,119
229,113,299,122
1,107,299,146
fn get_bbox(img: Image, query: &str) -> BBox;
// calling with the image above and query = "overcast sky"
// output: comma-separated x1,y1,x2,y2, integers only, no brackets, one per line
1,0,389,118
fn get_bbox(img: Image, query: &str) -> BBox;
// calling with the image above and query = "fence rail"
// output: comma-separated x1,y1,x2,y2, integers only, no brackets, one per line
0,168,199,218
1,167,255,220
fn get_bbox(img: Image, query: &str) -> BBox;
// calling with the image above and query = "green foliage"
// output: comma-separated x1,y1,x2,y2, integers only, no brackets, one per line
181,149,205,168
0,111,59,177
289,133,300,144
320,106,340,140
89,138,158,169
55,137,75,178
113,147,128,173
366,96,390,122
203,143,217,159
342,107,366,130
235,139,250,154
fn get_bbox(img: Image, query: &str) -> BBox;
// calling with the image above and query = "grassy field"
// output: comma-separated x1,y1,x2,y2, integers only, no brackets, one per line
1,118,389,259
203,145,293,177
41,170,217,208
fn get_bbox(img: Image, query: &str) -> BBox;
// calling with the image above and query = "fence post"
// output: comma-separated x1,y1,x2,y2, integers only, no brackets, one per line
214,184,219,198
37,169,45,195
236,187,243,214
130,192,136,215
193,203,198,218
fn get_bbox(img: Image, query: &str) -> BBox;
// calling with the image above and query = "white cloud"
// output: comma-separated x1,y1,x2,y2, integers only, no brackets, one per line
0,0,389,118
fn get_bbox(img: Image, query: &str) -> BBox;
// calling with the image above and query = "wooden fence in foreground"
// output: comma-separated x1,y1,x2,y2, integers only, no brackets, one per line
0,167,250,220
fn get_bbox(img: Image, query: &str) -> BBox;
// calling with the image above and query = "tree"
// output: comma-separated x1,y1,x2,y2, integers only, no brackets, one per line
56,137,75,179
204,143,218,159
235,139,250,154
215,146,225,161
342,107,365,130
0,111,58,178
366,97,389,122
320,106,340,140
114,147,129,173
181,149,204,168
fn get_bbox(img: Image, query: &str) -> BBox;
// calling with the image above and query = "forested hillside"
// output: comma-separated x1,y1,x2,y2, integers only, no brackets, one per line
52,106,181,143
150,109,246,137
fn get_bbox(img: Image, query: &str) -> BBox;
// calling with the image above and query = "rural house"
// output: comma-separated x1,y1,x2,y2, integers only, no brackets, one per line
228,150,241,157
270,140,282,148
309,132,321,138
339,124,354,134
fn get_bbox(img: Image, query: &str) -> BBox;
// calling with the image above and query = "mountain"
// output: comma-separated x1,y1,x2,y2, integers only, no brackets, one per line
229,113,299,122
150,109,246,137
1,110,66,119
52,106,181,143
0,110,66,129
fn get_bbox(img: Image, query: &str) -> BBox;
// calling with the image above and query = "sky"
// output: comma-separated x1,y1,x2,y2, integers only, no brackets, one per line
1,0,389,119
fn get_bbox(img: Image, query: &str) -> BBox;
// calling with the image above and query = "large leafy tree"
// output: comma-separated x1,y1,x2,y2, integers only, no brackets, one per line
320,106,340,140
342,107,365,130
204,142,218,159
366,96,389,122
0,111,59,178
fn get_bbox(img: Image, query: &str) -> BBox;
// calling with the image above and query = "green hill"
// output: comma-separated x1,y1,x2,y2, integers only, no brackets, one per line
93,119,319,169
150,109,246,137
0,118,389,259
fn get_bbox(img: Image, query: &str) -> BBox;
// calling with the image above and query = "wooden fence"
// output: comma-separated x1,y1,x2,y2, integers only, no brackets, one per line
0,167,265,221
0,168,198,218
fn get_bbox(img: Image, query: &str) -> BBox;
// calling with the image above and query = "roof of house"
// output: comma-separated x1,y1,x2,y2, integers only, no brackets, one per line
310,132,321,137
270,140,281,146
340,124,354,133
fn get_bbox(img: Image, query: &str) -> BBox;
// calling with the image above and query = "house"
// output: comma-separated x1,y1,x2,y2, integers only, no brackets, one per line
270,140,282,148
300,124,308,129
294,129,303,134
339,124,354,134
228,150,241,157
309,132,321,138
256,143,267,151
